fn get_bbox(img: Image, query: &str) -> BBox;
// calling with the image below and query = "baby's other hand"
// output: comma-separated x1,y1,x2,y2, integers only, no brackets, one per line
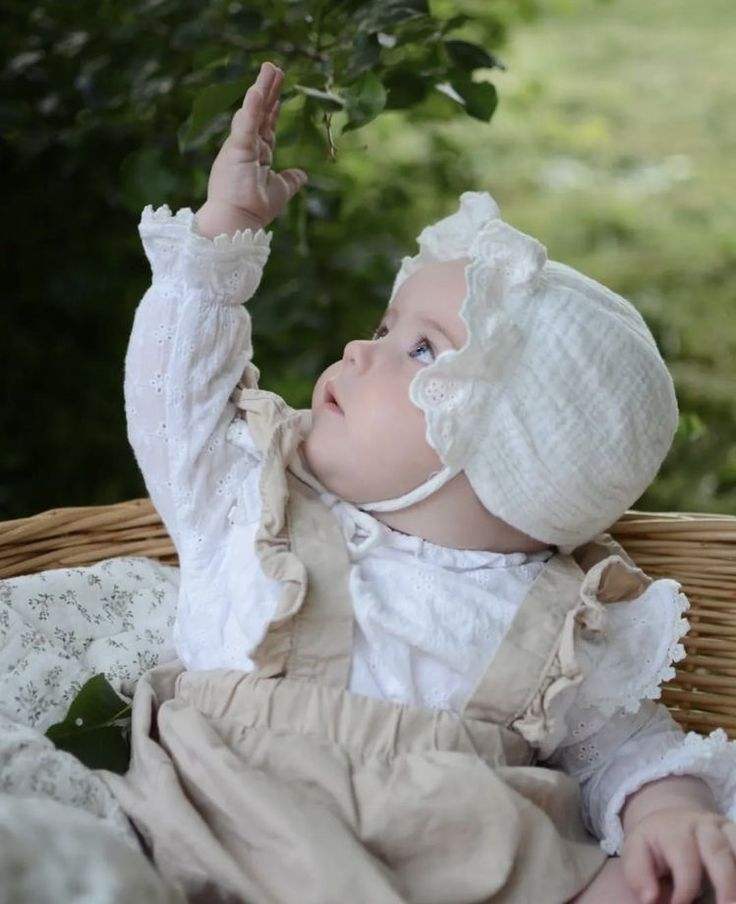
622,807,736,904
196,62,308,239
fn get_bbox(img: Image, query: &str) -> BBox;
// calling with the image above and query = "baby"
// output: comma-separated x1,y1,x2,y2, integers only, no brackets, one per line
115,62,736,903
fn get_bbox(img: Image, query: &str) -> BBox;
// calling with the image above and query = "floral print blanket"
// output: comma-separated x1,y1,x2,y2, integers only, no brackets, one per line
0,556,182,901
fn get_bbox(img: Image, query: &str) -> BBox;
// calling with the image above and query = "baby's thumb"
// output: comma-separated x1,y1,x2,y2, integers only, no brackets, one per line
280,168,308,201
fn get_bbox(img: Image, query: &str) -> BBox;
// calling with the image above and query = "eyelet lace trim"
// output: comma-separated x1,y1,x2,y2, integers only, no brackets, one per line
575,569,690,718
513,553,690,753
599,728,736,855
139,204,272,308
509,577,605,747
142,204,271,249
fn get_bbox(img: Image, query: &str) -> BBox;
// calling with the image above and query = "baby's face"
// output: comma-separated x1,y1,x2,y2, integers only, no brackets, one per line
303,258,469,504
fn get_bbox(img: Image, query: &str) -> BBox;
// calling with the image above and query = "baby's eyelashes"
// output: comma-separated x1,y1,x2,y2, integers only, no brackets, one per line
408,336,435,363
368,323,436,364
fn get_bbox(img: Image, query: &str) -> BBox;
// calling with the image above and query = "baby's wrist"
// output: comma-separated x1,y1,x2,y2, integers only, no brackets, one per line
621,775,716,836
195,200,266,240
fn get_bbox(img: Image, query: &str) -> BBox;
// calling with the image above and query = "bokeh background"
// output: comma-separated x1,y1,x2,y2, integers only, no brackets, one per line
2,0,734,520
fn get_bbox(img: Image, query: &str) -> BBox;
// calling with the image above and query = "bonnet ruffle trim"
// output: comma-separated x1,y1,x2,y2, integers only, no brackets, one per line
397,192,548,471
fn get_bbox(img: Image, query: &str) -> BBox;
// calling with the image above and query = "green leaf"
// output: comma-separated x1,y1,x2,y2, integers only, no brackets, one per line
441,14,471,34
293,85,345,111
444,40,505,72
390,16,439,46
120,147,179,212
60,673,129,724
45,674,132,775
178,75,252,151
359,0,430,31
343,72,387,131
448,78,498,121
346,31,382,78
46,724,131,774
677,411,707,442
383,69,430,110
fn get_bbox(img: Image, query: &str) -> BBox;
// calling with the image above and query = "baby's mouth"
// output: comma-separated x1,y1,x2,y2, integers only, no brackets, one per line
323,382,343,413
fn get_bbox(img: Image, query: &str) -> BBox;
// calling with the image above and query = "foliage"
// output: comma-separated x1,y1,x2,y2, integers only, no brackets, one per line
0,0,525,518
45,674,132,774
1,0,733,520
442,0,736,516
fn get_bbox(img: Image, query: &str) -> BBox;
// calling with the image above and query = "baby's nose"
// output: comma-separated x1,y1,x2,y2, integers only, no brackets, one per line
342,338,372,369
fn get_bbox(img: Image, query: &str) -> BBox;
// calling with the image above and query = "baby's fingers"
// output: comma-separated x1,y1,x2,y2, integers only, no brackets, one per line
252,61,283,144
278,167,308,199
260,62,284,115
621,837,662,903
229,86,266,158
666,839,703,904
696,820,736,904
229,63,283,155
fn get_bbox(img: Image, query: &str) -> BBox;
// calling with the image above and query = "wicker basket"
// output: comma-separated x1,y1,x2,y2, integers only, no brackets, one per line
1,499,735,738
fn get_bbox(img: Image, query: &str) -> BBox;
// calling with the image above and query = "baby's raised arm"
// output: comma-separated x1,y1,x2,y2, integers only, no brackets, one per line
124,63,306,554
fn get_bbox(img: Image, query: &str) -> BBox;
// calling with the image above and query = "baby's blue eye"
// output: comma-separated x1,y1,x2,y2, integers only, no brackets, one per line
371,323,435,364
409,337,435,364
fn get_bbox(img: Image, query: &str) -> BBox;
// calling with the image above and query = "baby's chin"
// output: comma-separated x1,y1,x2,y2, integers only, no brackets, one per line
300,437,380,504
300,435,345,497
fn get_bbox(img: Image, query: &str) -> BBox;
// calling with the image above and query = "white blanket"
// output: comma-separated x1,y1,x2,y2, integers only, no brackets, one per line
0,556,182,902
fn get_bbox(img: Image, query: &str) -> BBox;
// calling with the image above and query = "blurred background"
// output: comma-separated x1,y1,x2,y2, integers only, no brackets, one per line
2,0,734,520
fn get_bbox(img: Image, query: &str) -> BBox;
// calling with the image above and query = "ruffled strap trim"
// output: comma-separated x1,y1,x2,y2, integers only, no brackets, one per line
575,569,690,718
512,545,687,754
599,728,736,855
228,386,327,673
509,566,605,747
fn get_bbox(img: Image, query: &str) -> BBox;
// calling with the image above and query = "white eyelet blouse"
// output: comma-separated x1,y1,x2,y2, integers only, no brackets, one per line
124,205,736,855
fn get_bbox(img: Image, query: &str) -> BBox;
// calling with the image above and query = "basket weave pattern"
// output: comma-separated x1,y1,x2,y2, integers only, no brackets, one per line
1,500,734,738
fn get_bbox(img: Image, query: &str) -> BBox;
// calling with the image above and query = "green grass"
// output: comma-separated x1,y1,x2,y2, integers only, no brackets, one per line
352,0,736,514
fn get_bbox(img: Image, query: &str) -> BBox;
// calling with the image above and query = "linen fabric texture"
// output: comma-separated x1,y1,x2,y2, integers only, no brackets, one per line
121,206,736,862
103,389,620,902
111,206,736,901
362,192,680,554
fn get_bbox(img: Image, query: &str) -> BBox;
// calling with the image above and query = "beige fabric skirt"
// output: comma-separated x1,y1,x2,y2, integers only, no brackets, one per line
103,662,607,903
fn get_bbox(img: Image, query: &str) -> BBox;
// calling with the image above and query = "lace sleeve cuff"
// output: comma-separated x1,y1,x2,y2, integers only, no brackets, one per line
598,728,736,855
139,205,272,306
138,204,194,283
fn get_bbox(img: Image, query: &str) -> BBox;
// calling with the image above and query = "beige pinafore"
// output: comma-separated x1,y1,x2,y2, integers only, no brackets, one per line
102,391,651,903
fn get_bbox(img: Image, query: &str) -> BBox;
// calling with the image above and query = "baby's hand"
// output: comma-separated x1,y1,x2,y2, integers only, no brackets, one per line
196,62,308,239
622,807,736,904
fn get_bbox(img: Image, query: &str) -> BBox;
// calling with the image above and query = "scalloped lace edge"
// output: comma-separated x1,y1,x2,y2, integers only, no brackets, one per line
588,586,691,719
598,728,736,855
141,204,271,249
